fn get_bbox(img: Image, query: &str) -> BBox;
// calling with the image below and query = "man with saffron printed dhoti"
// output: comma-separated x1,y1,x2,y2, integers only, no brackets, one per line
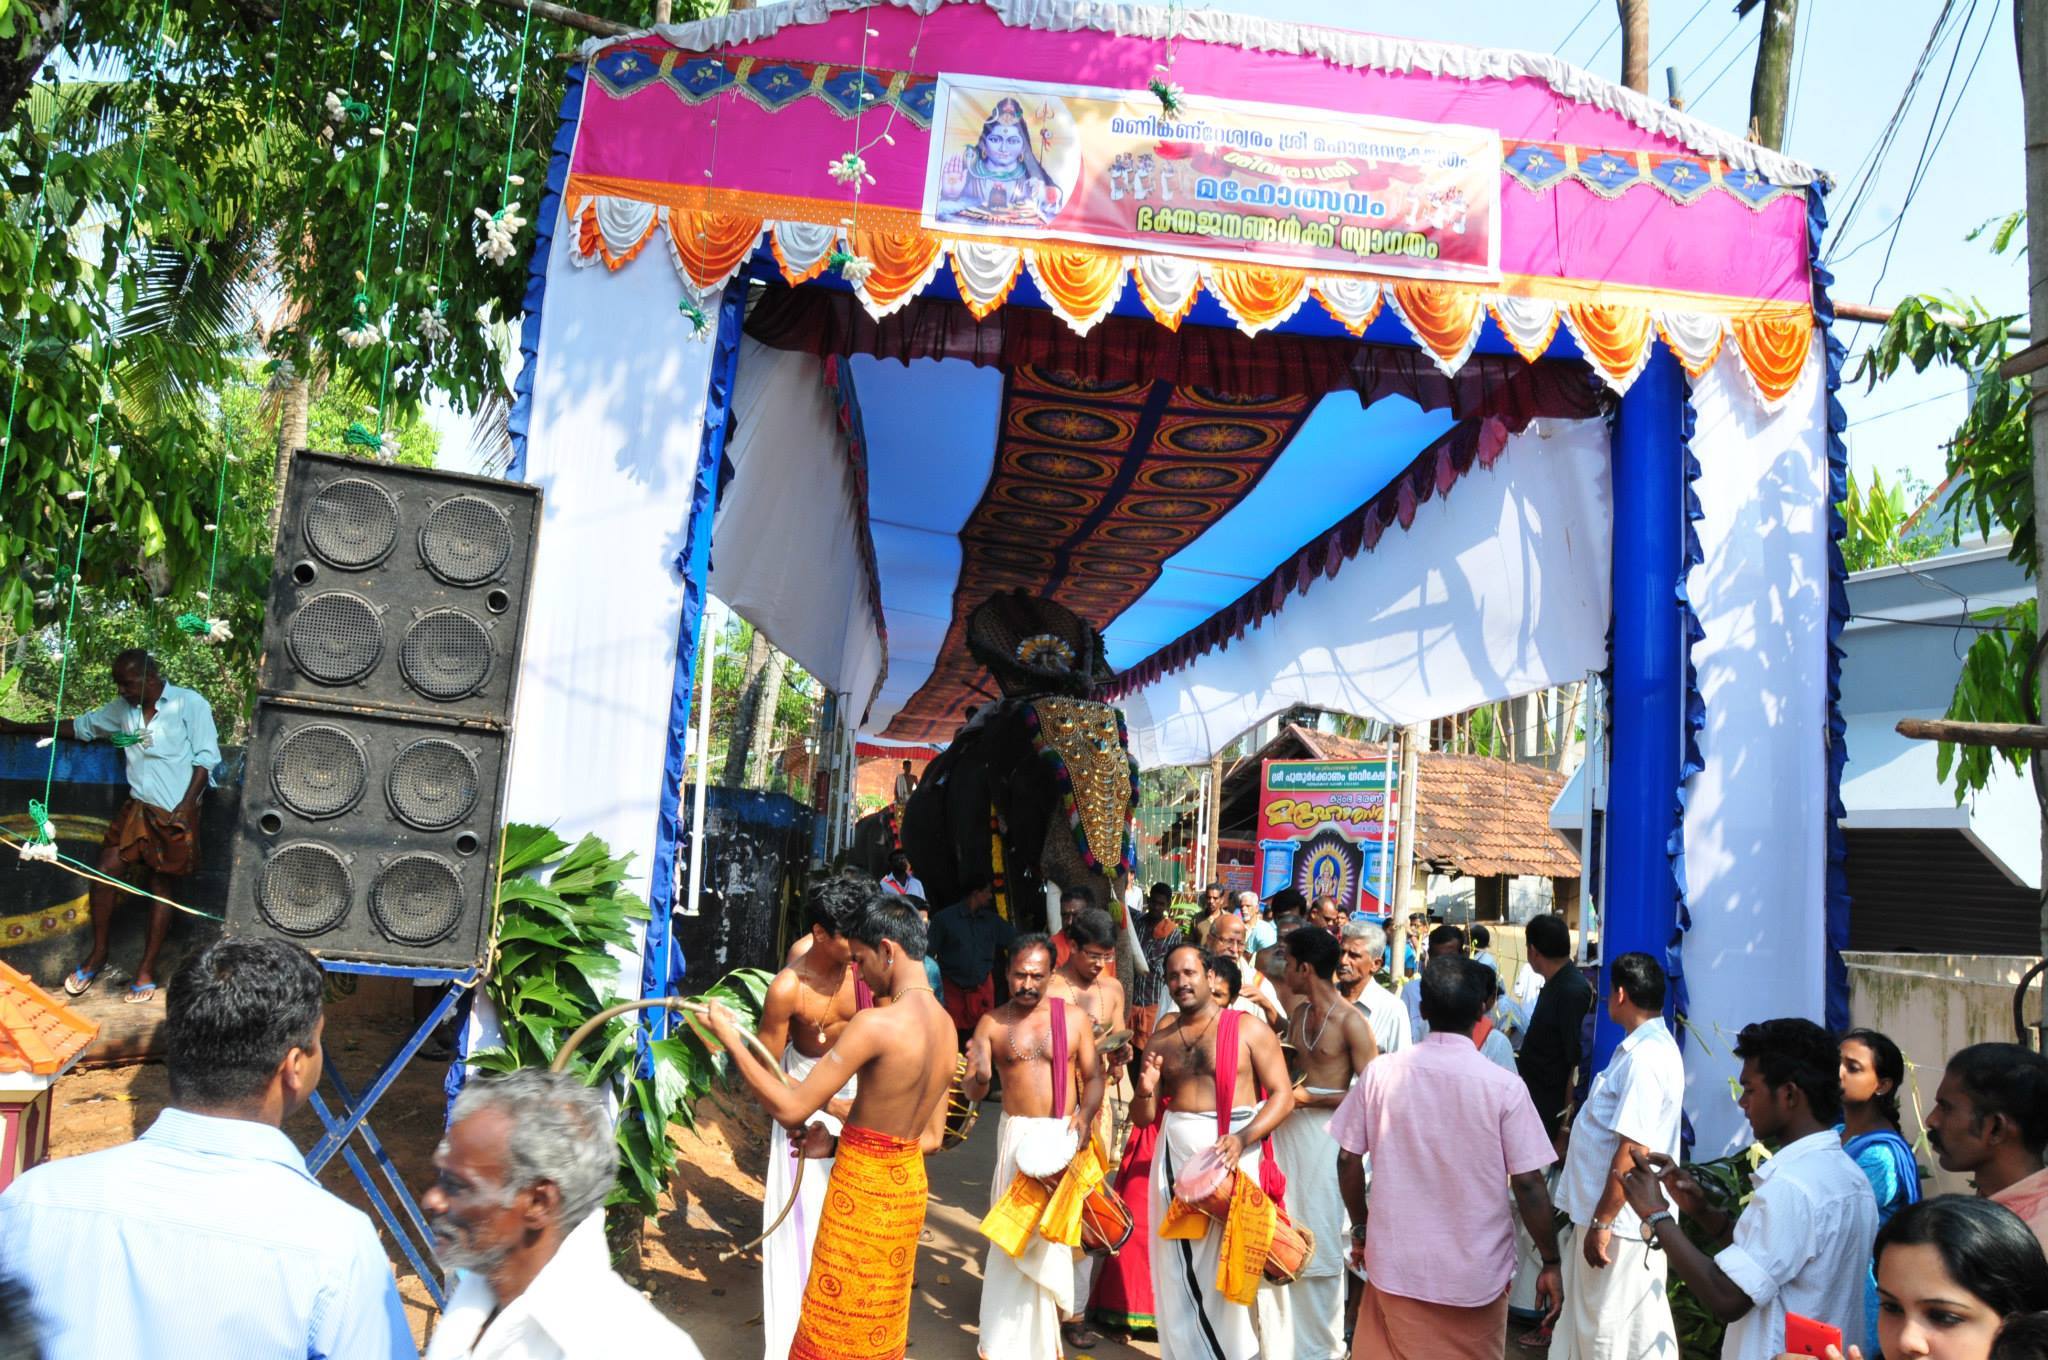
704,896,957,1360
965,934,1104,1359
751,877,872,1360
1273,926,1376,1360
1131,943,1296,1360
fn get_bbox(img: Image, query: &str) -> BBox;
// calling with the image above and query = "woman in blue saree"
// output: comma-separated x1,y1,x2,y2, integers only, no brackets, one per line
1843,1026,1924,1352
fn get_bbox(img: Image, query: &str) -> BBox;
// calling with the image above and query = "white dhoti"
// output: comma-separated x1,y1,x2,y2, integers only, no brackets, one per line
980,1113,1075,1360
1152,1107,1284,1360
1549,1223,1676,1360
761,1047,855,1360
1269,1100,1348,1360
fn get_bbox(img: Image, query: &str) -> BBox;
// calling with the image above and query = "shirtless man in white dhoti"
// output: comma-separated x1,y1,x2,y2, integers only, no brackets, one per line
1131,944,1295,1360
753,877,869,1360
1275,926,1377,1360
964,934,1103,1360
1046,904,1128,1352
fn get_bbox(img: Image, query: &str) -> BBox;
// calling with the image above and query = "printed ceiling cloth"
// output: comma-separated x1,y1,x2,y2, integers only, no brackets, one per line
883,366,1314,741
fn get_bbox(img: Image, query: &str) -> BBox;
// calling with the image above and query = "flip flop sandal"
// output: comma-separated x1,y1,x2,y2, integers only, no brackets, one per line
1062,1322,1105,1350
123,982,160,1005
62,967,100,997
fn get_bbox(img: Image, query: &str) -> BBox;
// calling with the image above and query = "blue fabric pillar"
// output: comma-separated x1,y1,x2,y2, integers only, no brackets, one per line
1596,348,1687,1069
640,285,749,1049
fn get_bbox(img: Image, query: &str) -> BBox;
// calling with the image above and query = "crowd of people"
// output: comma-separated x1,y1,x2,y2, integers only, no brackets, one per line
15,870,2048,1360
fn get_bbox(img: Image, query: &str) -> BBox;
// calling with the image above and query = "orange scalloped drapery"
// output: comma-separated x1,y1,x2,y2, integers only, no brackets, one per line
1731,312,1814,404
1485,301,1560,363
852,227,945,311
1028,245,1127,326
1566,302,1653,384
1132,266,1199,331
1313,285,1385,337
669,210,764,290
772,232,835,287
950,250,1023,320
1390,282,1483,367
1206,264,1308,331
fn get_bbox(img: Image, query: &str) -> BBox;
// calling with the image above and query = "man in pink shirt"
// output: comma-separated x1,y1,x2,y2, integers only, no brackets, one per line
1332,956,1564,1358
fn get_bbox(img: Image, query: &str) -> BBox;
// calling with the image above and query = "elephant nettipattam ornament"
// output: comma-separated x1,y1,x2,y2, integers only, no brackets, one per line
899,591,1140,941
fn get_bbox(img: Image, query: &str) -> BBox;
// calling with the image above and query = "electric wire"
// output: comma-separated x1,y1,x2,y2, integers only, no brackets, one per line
1850,0,2001,303
1691,29,1761,108
1651,0,1717,69
1679,14,1750,90
1826,0,1967,256
1551,0,1603,55
1784,0,1819,145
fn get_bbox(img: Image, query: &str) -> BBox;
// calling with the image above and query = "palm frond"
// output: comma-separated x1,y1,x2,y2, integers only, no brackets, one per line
468,391,514,475
112,221,267,422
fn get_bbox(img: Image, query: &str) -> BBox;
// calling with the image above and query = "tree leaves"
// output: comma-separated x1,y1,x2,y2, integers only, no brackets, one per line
1855,221,2038,801
480,821,764,1219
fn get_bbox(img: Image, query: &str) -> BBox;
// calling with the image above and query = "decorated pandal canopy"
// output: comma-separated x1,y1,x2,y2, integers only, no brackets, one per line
502,0,1843,1152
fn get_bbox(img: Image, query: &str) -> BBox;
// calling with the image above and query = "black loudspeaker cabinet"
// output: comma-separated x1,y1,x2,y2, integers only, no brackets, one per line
260,451,541,725
226,698,508,970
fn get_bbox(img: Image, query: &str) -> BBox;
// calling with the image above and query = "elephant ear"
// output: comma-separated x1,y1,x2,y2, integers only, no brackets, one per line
964,589,1112,698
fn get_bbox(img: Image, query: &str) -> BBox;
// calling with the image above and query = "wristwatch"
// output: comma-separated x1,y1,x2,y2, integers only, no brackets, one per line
1589,1218,1617,1233
1640,1210,1674,1245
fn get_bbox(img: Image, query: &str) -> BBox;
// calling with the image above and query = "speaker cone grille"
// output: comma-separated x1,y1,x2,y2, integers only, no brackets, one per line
371,853,464,945
400,609,491,700
304,478,400,569
286,592,383,685
421,495,513,586
258,843,353,936
386,738,480,831
271,724,369,819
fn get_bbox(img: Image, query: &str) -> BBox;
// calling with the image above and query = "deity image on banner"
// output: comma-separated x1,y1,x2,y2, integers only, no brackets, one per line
934,93,1079,229
1293,830,1363,914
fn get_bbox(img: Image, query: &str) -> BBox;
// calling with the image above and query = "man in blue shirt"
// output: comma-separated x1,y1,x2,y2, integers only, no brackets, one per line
0,648,220,1003
926,874,1015,1050
0,937,415,1359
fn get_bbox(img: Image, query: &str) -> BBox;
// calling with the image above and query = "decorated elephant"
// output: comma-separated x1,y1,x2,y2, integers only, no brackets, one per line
899,592,1140,950
846,803,903,879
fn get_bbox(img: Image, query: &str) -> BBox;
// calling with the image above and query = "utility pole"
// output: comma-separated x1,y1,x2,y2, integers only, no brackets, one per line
2020,0,2048,955
1618,0,1651,94
1745,0,1799,149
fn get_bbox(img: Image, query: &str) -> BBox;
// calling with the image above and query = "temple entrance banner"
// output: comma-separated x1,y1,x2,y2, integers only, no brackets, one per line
921,74,1501,281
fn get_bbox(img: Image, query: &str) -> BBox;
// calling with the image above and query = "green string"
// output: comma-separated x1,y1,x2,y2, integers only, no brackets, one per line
352,0,413,300
498,0,538,207
37,0,177,830
263,0,292,130
372,0,443,433
341,0,373,96
174,440,233,634
428,92,472,297
0,177,50,500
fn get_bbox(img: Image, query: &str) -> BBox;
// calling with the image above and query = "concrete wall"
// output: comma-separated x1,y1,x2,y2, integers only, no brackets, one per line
1844,950,2041,1196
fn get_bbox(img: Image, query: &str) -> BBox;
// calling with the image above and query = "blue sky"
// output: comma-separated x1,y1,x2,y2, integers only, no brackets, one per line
1221,0,2026,498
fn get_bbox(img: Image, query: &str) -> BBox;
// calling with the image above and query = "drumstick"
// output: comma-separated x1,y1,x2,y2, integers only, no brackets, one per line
549,997,789,1080
549,998,807,1265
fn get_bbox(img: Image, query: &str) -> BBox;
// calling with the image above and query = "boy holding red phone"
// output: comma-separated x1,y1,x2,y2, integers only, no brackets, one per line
1617,1019,1876,1360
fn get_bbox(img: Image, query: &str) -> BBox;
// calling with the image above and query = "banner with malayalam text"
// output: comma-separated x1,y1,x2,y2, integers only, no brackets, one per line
921,74,1501,282
1256,759,1400,917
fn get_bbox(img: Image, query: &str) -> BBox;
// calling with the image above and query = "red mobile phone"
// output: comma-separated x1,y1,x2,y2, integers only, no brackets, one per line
1783,1313,1843,1357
